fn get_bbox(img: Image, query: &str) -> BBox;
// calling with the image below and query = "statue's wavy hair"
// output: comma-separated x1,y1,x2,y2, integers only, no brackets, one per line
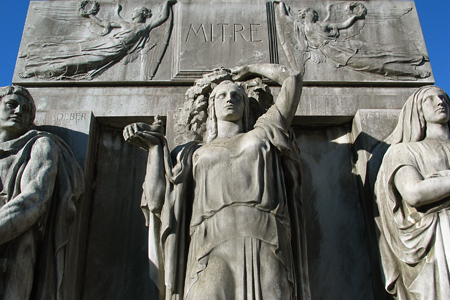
135,7,152,19
298,8,319,22
174,68,273,145
0,85,36,128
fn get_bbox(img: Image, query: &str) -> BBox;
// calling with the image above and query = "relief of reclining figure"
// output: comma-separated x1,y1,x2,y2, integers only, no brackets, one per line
275,1,430,79
19,0,176,80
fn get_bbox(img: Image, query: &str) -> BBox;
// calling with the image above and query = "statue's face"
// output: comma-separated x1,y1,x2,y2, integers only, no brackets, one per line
0,94,31,136
422,89,450,124
213,83,245,122
132,9,142,21
302,9,318,23
132,8,150,23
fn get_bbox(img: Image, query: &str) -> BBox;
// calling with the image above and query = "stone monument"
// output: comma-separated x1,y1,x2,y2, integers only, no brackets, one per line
10,0,437,299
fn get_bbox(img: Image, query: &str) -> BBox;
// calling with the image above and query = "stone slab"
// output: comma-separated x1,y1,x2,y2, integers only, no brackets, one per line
13,0,433,85
26,85,418,120
350,108,401,300
172,1,270,79
33,110,96,300
295,124,376,300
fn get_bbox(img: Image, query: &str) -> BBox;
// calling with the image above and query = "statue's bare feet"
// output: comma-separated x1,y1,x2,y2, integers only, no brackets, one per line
19,72,34,78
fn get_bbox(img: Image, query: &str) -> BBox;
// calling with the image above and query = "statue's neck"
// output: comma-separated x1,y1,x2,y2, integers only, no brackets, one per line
425,123,450,141
0,130,21,143
216,120,243,139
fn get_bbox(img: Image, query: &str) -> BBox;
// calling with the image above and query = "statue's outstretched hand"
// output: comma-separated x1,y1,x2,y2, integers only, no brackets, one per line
231,65,251,81
347,3,367,19
123,117,164,150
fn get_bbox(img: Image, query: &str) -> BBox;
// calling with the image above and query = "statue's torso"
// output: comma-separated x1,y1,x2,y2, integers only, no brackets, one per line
0,153,19,208
190,128,287,228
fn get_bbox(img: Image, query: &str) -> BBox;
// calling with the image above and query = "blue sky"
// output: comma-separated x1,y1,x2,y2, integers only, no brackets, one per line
0,1,448,92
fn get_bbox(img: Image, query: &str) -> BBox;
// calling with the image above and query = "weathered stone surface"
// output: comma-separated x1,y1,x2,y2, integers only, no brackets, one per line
24,85,418,122
33,110,94,300
84,125,153,300
296,123,374,300
35,110,94,165
351,108,401,300
173,2,270,79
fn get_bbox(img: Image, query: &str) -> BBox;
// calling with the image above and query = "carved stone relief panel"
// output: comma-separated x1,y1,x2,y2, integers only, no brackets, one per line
15,0,175,82
273,1,433,83
14,1,433,84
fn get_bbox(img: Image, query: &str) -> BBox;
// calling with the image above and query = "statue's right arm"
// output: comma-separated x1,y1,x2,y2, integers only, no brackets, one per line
86,14,123,35
232,64,303,127
333,15,360,30
274,1,292,20
87,14,112,28
124,123,166,214
394,165,450,208
0,137,58,245
143,144,166,214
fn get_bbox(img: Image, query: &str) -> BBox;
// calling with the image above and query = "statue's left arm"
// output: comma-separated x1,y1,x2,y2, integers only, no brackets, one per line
0,137,58,245
394,165,450,208
232,63,303,127
83,10,122,35
329,3,366,30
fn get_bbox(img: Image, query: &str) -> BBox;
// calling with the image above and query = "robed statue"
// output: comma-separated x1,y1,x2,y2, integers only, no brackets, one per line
0,86,84,299
374,86,450,300
124,64,310,299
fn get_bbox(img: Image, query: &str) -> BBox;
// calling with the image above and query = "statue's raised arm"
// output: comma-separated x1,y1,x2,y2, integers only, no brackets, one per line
148,0,177,29
231,63,303,127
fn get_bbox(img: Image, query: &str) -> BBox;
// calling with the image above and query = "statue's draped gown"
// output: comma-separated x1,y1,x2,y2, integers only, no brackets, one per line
149,106,310,300
185,106,298,299
376,140,450,300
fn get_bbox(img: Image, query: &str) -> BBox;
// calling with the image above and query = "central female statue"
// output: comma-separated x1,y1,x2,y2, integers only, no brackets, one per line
124,64,310,300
